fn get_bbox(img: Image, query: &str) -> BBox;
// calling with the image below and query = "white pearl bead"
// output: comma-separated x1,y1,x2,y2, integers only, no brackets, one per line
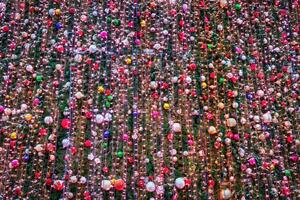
262,112,272,123
146,181,156,192
172,123,182,133
89,44,98,53
95,114,104,124
175,177,185,189
256,89,264,97
26,65,33,72
44,116,53,125
226,118,237,127
101,180,112,191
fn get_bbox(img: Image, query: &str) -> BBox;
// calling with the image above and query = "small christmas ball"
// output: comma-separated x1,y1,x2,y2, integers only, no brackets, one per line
172,123,182,133
101,180,112,191
226,118,237,127
44,116,53,125
208,126,217,135
175,177,185,189
114,179,125,191
146,181,156,192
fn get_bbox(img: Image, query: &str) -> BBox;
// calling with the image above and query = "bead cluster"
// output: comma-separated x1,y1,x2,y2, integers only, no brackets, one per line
0,0,299,199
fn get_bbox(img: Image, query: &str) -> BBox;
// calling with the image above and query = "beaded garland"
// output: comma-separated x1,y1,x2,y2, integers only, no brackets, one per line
0,0,299,199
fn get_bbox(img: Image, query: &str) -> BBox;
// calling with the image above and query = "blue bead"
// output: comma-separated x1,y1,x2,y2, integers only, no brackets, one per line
23,154,30,162
133,111,138,117
246,93,253,100
103,130,110,138
55,22,62,30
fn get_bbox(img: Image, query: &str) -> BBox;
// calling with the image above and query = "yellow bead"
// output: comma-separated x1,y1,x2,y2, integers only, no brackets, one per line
140,20,146,27
55,9,61,16
111,178,116,185
24,114,32,121
163,103,170,110
218,102,225,109
10,132,17,140
201,82,207,89
98,86,105,94
125,58,132,65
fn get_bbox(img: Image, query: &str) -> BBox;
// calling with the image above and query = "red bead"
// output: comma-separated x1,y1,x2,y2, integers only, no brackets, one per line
39,128,48,136
102,167,109,173
84,140,92,148
69,7,76,14
167,133,174,141
61,118,71,129
70,146,77,155
35,172,41,179
114,179,125,191
184,178,191,187
163,167,170,174
85,111,93,119
2,25,9,32
188,63,197,71
127,157,134,164
138,179,145,188
46,178,52,186
208,179,215,188
286,136,293,143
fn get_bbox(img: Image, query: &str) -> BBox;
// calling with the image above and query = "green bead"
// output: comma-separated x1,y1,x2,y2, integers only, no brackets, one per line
117,151,123,158
219,77,225,84
102,143,108,148
285,170,291,176
235,3,241,10
207,44,213,49
113,19,121,26
36,75,43,82
107,95,113,101
105,101,111,108
106,16,112,23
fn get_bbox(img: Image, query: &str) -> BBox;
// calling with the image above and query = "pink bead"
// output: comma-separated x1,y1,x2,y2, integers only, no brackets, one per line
33,98,40,106
290,154,298,162
11,159,20,168
187,140,194,146
122,134,129,141
248,157,256,166
151,111,159,119
233,134,240,141
134,39,141,46
99,31,108,39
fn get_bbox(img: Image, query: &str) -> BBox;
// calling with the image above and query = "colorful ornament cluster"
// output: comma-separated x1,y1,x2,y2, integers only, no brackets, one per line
0,0,299,199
